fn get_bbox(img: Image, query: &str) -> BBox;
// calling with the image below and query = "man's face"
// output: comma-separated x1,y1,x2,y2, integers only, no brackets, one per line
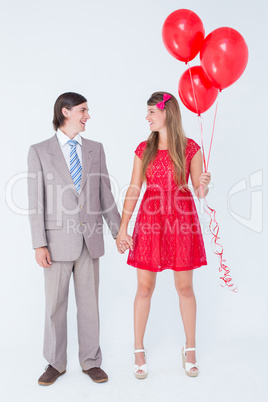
62,102,90,134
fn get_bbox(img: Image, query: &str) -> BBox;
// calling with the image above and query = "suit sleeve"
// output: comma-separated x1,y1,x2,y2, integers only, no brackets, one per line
27,145,48,249
99,144,121,239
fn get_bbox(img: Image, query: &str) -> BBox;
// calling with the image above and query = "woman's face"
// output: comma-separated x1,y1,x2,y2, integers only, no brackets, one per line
146,105,166,132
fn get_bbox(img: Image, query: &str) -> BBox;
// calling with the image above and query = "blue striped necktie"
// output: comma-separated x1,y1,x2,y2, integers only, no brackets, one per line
68,140,82,192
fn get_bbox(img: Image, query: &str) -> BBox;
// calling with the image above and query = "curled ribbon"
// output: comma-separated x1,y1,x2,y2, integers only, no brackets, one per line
156,93,172,110
200,188,238,292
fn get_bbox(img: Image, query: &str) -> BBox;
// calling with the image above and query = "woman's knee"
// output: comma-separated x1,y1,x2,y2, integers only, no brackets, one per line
136,283,155,298
176,284,194,298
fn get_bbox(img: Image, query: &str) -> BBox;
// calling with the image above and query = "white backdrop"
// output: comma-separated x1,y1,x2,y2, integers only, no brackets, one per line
1,0,267,401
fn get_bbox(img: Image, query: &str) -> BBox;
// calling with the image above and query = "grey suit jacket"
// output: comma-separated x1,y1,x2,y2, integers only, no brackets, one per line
27,134,121,261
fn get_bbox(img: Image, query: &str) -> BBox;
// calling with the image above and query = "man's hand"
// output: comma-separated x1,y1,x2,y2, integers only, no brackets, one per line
35,247,52,268
116,232,133,254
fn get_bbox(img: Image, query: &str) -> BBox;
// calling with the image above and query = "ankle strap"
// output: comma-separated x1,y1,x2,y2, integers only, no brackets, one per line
134,349,146,354
185,347,196,352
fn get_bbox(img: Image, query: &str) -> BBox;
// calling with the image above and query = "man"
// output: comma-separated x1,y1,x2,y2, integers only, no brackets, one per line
27,92,121,385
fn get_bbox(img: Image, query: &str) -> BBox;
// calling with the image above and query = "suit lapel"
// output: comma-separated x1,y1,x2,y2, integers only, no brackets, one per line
80,136,93,193
48,134,78,197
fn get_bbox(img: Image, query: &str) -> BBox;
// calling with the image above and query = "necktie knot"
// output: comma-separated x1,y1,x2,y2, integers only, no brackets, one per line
68,139,78,147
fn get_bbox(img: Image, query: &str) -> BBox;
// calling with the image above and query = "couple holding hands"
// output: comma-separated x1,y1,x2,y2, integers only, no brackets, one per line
27,91,211,385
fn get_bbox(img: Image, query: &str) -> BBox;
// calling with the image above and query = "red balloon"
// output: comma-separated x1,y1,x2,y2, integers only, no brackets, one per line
162,9,205,62
200,27,248,90
178,66,218,114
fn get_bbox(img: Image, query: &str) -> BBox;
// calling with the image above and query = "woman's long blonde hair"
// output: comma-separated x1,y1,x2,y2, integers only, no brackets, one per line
141,92,187,189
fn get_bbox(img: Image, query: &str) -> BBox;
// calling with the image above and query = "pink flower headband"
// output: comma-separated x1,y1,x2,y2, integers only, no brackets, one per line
156,93,172,110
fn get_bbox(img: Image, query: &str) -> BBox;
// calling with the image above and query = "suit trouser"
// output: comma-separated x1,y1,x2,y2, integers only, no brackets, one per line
43,239,102,373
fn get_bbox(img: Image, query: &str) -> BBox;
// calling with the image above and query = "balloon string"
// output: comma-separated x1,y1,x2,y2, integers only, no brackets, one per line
187,62,207,172
198,115,207,173
207,90,220,169
186,64,237,291
186,62,199,115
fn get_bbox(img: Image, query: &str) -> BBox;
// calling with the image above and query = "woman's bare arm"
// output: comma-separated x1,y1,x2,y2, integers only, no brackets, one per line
189,150,211,199
116,155,143,252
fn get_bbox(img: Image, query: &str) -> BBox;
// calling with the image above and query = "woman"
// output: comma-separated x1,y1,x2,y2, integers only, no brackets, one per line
116,92,211,379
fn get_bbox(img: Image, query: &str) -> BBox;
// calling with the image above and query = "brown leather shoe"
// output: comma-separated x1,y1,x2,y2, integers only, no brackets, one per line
82,367,108,383
38,364,66,385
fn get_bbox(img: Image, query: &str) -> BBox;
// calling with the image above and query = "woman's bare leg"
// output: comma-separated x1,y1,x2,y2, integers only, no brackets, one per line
174,270,198,372
134,269,157,373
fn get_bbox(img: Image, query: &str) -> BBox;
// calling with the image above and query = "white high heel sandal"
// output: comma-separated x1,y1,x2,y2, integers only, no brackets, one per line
134,349,148,379
182,345,199,377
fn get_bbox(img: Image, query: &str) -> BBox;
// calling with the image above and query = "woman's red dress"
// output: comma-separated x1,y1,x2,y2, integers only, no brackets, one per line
127,138,207,272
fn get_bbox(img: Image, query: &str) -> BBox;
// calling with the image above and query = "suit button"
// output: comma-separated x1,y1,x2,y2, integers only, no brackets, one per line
79,222,82,226
80,205,83,209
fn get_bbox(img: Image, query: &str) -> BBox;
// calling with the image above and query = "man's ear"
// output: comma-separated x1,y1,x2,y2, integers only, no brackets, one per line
62,107,69,118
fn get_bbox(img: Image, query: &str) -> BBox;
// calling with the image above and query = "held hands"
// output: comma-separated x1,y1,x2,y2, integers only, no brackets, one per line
35,246,52,268
116,232,133,254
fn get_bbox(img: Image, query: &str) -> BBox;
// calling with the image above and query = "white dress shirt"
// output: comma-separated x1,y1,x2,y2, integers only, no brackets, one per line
56,129,83,168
